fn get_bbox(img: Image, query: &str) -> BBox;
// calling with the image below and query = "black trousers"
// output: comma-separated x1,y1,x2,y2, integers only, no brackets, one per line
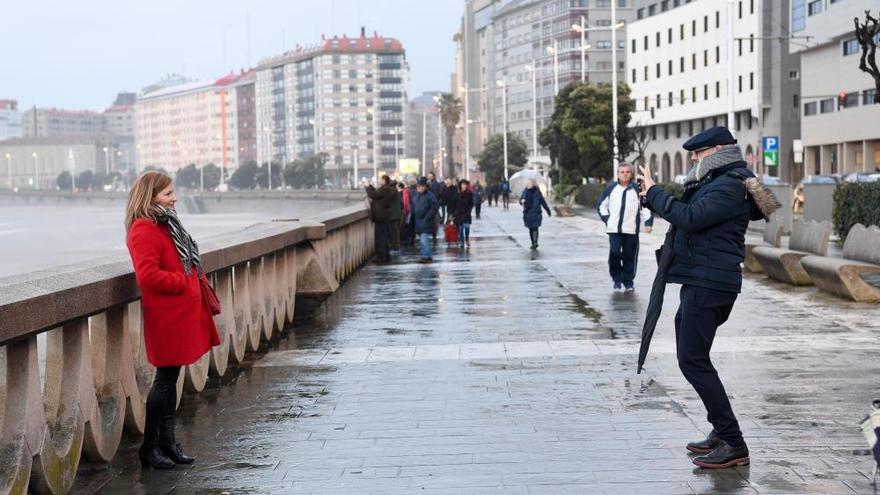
529,228,539,246
144,366,181,447
374,222,391,261
389,219,401,251
675,285,744,447
475,202,482,219
608,233,639,286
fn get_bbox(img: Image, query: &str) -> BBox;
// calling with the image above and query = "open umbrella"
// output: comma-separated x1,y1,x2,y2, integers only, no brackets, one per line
637,224,677,374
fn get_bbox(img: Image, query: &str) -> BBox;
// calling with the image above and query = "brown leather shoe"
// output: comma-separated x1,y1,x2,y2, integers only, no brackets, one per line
686,429,721,454
692,441,750,469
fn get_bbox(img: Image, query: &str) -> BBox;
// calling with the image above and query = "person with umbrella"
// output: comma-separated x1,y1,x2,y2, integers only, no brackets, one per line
636,127,779,469
519,179,552,250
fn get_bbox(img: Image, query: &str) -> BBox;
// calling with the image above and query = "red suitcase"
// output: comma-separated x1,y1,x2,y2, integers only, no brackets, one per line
444,223,458,243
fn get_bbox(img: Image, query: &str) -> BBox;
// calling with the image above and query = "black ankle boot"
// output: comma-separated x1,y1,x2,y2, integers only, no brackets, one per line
139,444,175,469
686,430,721,454
159,415,195,464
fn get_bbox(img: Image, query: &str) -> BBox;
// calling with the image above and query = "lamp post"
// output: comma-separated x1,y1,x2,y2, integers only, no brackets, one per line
496,80,509,181
102,146,109,174
5,153,11,189
546,40,559,96
68,149,76,192
524,64,539,161
31,151,39,190
571,18,592,84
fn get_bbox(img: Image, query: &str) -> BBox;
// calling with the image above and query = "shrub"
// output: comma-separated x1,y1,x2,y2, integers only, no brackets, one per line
574,183,605,209
832,182,880,240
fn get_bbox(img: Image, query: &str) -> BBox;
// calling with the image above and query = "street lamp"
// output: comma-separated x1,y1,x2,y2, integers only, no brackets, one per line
31,151,39,190
546,41,559,96
496,80,509,181
4,153,11,189
571,17,593,84
102,146,110,174
524,64,539,161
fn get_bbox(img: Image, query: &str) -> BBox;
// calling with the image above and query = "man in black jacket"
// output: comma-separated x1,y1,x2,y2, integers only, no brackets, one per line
366,175,396,263
637,127,779,469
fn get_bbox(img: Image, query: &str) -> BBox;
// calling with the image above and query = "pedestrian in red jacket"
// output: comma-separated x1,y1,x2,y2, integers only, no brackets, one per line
124,171,221,469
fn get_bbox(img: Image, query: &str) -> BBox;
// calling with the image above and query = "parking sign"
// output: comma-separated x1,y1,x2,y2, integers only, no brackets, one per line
763,136,779,167
762,136,778,152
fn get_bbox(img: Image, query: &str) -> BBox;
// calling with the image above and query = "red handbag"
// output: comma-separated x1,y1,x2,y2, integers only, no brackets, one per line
200,275,222,316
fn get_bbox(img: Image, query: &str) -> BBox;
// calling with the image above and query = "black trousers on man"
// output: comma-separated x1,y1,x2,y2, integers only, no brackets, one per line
374,222,391,261
389,219,401,251
675,285,745,447
608,233,639,287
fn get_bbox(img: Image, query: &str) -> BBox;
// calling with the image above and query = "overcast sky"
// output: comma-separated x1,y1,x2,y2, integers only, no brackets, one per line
1,0,461,110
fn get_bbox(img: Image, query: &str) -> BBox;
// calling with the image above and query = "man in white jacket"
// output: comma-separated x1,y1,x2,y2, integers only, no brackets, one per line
597,163,653,291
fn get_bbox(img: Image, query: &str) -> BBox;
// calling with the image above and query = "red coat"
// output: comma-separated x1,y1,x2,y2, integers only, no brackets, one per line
127,218,220,367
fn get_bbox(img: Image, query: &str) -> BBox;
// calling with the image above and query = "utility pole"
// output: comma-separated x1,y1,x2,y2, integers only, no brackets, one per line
611,0,620,177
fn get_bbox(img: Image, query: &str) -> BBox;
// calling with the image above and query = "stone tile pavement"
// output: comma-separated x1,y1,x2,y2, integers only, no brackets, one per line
80,205,880,494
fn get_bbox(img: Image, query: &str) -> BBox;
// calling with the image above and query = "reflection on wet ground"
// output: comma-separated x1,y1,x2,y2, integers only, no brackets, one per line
82,207,878,494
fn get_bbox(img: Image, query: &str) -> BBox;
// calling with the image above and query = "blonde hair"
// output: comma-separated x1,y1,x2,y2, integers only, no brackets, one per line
125,171,172,232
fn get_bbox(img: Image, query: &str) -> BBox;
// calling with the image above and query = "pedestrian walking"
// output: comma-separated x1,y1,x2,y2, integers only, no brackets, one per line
637,126,779,469
124,171,221,469
365,175,396,263
519,179,552,249
451,179,475,248
412,177,440,263
399,180,414,247
500,180,511,210
473,181,484,219
597,162,654,291
428,172,445,225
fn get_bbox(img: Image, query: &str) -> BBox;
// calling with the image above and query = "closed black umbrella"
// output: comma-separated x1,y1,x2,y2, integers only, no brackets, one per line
638,225,677,374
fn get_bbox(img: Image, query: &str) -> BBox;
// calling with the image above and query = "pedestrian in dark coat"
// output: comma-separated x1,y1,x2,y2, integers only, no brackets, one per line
638,126,780,470
388,180,403,254
442,180,458,221
519,179,552,249
473,182,484,219
451,179,475,247
366,175,396,263
412,177,440,262
125,171,220,469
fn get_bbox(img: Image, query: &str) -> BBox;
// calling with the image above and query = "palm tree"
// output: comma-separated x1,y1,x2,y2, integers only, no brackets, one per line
437,93,462,179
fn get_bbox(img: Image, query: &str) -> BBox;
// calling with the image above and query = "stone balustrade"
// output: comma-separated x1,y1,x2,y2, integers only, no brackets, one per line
0,205,373,494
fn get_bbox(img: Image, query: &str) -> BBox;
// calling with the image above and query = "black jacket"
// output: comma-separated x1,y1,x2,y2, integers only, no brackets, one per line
451,191,474,225
442,185,457,208
387,182,402,222
366,183,396,223
645,161,765,293
520,187,551,229
412,190,439,234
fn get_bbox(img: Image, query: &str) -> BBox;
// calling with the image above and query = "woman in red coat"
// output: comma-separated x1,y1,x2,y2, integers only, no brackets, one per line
125,171,221,469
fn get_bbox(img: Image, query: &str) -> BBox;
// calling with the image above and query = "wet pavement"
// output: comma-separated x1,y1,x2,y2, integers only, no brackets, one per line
81,205,879,494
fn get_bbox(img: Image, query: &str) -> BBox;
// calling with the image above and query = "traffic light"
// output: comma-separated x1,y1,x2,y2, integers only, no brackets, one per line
839,91,847,109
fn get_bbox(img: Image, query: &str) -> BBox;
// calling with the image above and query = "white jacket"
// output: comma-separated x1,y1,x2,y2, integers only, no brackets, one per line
598,183,653,235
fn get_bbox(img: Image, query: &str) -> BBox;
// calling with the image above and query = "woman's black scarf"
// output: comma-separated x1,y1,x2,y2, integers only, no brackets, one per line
155,205,203,276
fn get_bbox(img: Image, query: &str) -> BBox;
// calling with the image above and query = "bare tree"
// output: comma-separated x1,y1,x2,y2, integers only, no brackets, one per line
630,122,653,167
855,10,880,103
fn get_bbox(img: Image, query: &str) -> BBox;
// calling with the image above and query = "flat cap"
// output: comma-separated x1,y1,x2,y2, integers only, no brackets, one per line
682,126,737,151
417,177,429,186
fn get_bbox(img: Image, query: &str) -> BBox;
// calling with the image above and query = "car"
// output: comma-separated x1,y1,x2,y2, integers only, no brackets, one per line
798,175,839,187
842,172,880,183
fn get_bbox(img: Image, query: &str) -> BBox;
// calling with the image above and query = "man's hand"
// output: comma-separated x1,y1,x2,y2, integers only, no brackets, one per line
637,166,655,197
644,226,653,234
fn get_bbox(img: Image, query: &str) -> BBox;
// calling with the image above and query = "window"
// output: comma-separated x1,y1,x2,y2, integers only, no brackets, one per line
692,53,697,69
704,15,708,32
843,38,860,56
864,89,877,105
680,24,685,40
716,11,720,28
656,32,661,47
808,0,822,16
793,93,800,109
715,81,720,98
738,1,743,18
668,28,673,43
644,35,648,50
738,39,743,56
656,63,661,78
632,68,637,83
789,70,800,80
738,75,743,93
703,49,708,67
692,87,697,102
819,98,834,113
637,7,645,19
704,84,708,100
597,41,612,49
632,39,637,53
715,46,720,63
692,20,696,36
619,0,627,6
843,92,860,108
750,0,754,14
644,66,649,80
668,60,673,75
656,94,661,108
680,89,686,104
680,56,685,72
749,72,754,90
668,92,673,106
792,0,806,31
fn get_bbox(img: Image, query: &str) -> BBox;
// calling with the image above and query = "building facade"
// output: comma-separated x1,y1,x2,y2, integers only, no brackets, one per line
255,30,409,185
22,107,105,137
627,0,801,183
135,73,247,175
791,0,880,176
0,100,23,141
234,71,258,165
485,0,636,159
404,92,443,175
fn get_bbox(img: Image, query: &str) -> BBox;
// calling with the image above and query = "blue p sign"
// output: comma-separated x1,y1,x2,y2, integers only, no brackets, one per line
763,136,778,152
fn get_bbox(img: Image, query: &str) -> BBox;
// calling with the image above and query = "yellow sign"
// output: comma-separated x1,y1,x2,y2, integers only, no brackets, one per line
399,158,420,176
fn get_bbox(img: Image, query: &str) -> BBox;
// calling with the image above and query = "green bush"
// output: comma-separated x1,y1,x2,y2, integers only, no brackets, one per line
574,183,606,208
832,182,880,240
553,184,580,204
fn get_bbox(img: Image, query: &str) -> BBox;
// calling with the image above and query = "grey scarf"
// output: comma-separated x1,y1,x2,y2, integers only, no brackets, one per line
155,205,203,276
684,144,744,185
